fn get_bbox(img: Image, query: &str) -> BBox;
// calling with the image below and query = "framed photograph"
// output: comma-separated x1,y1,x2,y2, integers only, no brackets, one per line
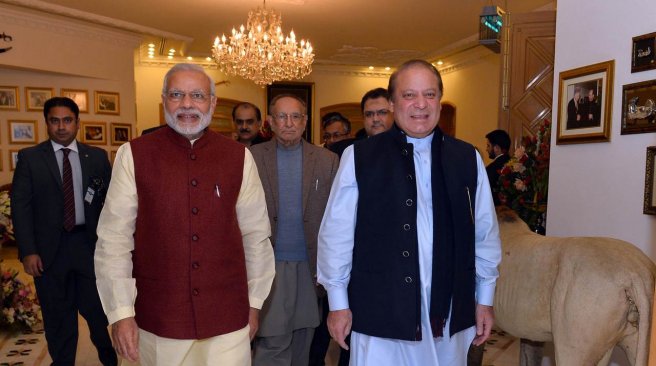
644,147,656,214
632,32,656,73
61,89,89,113
95,91,120,115
0,86,19,111
621,79,656,134
81,121,107,145
25,87,54,112
8,120,38,144
9,150,18,171
110,123,132,145
266,82,314,143
556,60,614,145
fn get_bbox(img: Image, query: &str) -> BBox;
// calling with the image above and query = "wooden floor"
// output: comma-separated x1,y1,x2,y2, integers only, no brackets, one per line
0,245,528,366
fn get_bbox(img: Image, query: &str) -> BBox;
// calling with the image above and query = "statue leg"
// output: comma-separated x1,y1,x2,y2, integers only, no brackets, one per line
519,338,544,366
467,343,485,366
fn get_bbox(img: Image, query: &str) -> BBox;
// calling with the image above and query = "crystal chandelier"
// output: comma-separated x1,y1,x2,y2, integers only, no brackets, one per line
211,0,314,86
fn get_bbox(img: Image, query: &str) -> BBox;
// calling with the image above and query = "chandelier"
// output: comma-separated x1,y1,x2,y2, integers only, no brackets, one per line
211,0,315,86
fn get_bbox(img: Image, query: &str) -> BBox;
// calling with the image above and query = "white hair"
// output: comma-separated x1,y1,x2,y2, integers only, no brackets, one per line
162,63,215,96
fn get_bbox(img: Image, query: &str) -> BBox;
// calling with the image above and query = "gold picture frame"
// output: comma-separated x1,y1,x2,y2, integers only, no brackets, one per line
110,123,132,145
0,86,19,111
9,150,19,171
25,87,54,112
8,120,38,144
95,91,120,115
556,60,614,145
81,121,107,145
644,146,656,215
61,88,89,113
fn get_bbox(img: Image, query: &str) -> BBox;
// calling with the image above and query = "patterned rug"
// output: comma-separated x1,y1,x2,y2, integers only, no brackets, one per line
0,327,49,366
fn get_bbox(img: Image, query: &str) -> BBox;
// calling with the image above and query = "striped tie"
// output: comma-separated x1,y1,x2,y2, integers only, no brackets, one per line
62,148,75,231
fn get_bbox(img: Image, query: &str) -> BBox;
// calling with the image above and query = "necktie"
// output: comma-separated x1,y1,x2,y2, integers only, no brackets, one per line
62,148,75,231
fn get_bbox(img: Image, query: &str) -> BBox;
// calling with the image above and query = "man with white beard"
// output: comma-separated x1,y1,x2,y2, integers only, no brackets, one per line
94,63,275,366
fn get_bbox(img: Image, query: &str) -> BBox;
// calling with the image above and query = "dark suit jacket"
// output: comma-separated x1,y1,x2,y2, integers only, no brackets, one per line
249,139,339,280
11,140,111,268
486,154,510,206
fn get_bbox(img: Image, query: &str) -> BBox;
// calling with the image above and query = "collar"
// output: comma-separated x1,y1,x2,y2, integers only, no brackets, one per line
492,153,507,162
50,139,79,153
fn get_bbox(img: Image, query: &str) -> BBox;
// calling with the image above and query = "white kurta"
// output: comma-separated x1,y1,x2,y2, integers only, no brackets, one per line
317,133,502,366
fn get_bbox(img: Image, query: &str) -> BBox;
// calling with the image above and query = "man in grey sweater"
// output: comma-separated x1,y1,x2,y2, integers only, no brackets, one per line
250,94,339,366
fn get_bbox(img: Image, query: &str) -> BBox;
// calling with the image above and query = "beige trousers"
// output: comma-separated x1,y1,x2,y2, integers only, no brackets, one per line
120,325,250,366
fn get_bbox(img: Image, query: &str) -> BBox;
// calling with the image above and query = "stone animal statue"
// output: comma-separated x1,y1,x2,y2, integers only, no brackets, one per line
494,207,656,366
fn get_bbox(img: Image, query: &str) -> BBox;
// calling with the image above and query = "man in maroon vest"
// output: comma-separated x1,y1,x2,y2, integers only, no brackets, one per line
94,63,275,365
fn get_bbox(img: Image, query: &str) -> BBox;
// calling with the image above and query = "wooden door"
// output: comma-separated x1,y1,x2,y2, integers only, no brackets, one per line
498,11,556,144
439,103,456,137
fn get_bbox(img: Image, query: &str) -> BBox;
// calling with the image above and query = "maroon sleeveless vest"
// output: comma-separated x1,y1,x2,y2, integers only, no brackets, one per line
130,127,248,339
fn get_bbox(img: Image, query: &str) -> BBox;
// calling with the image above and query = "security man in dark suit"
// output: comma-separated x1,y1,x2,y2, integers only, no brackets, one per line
11,97,116,365
484,129,511,206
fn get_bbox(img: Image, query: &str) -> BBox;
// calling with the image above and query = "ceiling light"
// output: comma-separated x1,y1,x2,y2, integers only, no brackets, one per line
385,67,391,71
211,0,314,86
206,57,212,61
167,55,173,59
437,60,443,66
187,56,193,60
368,66,374,70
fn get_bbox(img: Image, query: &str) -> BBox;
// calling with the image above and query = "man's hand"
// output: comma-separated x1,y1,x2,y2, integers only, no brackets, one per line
327,309,352,350
472,304,494,346
248,307,259,340
21,254,43,277
112,317,139,362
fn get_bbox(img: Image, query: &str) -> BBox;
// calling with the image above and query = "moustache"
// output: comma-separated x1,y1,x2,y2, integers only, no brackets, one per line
173,107,202,119
239,128,252,134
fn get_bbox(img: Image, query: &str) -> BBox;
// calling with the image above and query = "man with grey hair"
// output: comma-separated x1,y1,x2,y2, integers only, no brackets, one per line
94,63,275,365
250,94,339,366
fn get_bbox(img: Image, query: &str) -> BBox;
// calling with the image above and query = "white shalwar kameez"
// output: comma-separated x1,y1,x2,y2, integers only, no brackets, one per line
317,133,501,366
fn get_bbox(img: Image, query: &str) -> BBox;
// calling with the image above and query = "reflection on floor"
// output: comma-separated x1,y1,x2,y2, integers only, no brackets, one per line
0,246,525,366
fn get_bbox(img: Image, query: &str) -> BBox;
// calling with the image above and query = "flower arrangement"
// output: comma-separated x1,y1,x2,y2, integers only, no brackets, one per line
0,190,14,245
1,266,41,332
498,120,551,231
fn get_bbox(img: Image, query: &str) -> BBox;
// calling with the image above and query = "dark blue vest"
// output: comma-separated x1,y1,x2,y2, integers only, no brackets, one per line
350,126,477,341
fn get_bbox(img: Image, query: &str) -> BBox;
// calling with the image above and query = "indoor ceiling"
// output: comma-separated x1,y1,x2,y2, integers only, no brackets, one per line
2,0,554,67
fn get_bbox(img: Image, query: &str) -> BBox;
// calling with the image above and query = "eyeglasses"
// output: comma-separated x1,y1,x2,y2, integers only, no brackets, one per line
363,109,390,118
272,113,305,123
165,90,212,103
323,132,349,141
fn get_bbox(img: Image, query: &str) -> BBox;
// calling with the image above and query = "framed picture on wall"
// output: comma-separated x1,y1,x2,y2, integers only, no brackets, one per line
0,86,19,111
61,89,89,113
9,150,19,171
25,87,54,112
643,146,656,215
8,120,38,144
621,79,656,134
266,82,314,144
632,32,656,73
110,123,132,145
95,91,120,115
81,121,107,145
556,60,614,145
